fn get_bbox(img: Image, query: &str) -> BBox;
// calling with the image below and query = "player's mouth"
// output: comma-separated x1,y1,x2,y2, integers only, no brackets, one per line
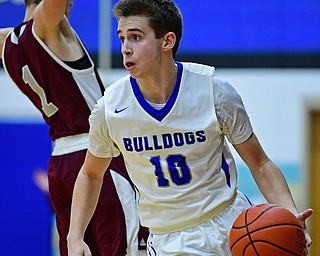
124,61,136,71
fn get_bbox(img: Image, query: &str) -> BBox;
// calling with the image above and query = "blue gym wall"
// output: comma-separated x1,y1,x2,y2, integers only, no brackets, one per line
0,122,52,255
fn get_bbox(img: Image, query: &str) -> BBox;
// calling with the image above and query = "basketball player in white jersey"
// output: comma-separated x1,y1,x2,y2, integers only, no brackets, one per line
1,0,148,255
68,0,313,255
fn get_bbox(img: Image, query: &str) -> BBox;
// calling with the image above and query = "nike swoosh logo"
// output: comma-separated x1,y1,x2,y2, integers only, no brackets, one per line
114,106,129,113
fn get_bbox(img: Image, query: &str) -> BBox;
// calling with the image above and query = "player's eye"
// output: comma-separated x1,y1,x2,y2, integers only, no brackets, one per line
132,34,141,40
118,36,125,43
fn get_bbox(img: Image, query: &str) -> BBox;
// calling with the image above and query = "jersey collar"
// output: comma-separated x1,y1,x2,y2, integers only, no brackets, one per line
130,62,183,122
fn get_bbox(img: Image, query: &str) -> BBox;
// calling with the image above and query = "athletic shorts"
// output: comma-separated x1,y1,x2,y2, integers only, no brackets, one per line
48,150,148,256
147,192,251,256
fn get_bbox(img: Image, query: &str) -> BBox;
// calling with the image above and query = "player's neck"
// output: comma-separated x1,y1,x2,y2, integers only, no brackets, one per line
137,62,178,104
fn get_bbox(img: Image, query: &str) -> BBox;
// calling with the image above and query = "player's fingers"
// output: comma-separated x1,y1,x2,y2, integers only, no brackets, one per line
305,233,312,247
296,208,313,252
297,208,313,222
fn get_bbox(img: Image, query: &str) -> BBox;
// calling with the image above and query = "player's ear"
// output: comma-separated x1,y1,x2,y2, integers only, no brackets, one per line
162,32,176,53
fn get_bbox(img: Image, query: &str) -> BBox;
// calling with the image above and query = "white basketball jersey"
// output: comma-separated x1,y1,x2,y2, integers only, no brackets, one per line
89,62,253,232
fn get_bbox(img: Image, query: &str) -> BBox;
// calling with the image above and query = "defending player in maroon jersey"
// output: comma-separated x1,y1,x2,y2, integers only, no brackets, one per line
1,0,148,255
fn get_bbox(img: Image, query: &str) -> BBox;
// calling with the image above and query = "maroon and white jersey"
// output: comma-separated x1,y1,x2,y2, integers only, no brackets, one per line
2,19,104,142
2,19,147,256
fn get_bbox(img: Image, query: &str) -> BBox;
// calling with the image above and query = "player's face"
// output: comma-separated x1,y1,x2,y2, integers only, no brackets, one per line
117,16,163,79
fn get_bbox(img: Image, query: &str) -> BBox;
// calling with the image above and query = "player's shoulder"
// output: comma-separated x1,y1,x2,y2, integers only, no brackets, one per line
0,27,13,41
213,75,238,95
0,27,13,57
180,62,215,77
104,74,131,95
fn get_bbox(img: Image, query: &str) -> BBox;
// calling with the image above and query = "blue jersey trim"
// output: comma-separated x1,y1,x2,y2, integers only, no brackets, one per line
221,153,231,188
130,62,183,122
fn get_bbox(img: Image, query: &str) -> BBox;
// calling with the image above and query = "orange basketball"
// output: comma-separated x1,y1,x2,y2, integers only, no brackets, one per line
229,204,305,256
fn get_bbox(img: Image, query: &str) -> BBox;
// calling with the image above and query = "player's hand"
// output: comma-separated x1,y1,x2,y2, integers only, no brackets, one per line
296,208,313,255
67,238,92,256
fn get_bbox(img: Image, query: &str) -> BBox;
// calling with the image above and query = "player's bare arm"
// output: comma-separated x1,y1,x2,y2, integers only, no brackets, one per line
233,132,298,213
33,0,67,36
32,0,83,61
233,132,313,252
67,151,112,255
0,27,13,58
